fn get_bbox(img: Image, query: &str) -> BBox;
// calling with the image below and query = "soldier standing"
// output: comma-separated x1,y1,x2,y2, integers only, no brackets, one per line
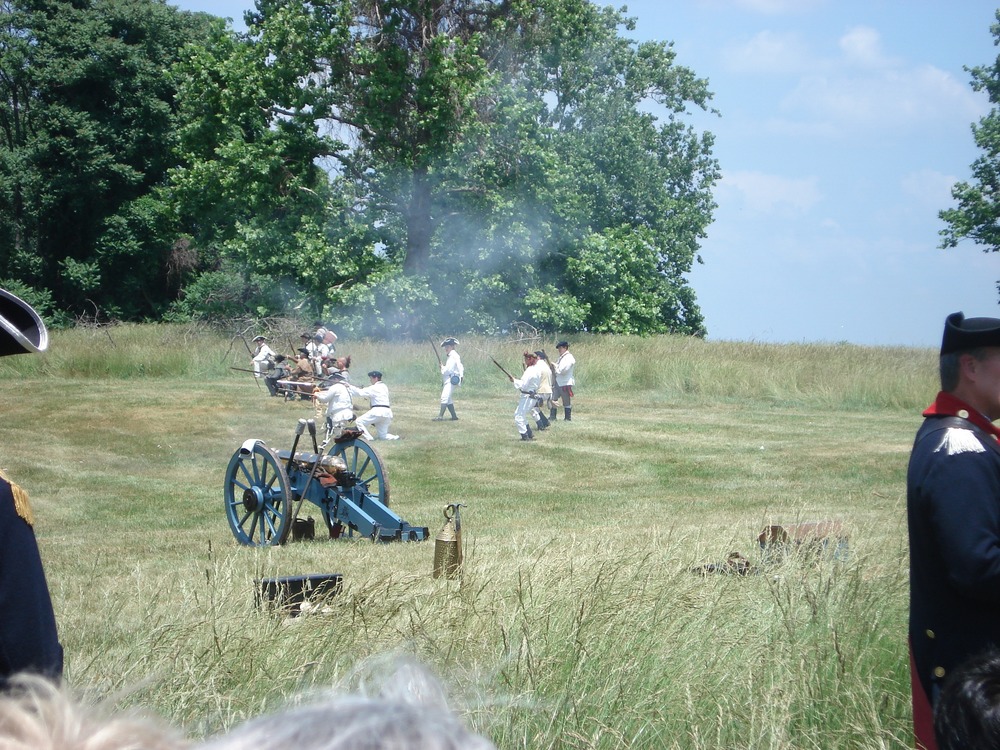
908,312,1000,750
531,350,553,431
510,351,545,441
0,289,63,688
434,338,463,421
552,341,576,421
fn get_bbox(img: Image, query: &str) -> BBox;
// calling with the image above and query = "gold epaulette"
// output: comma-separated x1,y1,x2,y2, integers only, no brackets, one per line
0,468,35,527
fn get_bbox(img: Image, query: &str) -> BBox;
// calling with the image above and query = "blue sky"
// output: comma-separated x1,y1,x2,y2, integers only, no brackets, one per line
170,0,1000,348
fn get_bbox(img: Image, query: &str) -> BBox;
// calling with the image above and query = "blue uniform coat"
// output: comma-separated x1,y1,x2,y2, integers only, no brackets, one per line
0,476,62,686
907,392,1000,708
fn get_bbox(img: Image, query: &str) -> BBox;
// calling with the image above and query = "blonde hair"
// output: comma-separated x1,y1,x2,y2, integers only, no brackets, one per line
0,675,184,750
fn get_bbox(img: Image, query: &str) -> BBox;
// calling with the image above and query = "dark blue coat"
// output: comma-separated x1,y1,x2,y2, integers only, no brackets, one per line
908,411,1000,704
0,476,62,686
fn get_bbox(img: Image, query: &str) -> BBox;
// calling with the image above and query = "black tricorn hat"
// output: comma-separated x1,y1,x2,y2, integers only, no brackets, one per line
367,370,382,379
0,289,48,357
941,311,1000,354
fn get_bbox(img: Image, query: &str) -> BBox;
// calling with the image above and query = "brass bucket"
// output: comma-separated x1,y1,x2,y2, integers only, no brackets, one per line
433,503,464,579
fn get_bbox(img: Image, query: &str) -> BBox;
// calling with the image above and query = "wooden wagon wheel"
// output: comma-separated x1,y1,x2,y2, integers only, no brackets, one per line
224,441,293,546
329,437,390,506
321,438,391,538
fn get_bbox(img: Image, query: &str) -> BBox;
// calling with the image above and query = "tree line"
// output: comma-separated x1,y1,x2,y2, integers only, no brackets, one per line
0,0,720,337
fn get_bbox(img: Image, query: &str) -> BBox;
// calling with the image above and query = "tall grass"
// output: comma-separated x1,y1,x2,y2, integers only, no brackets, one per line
0,326,928,748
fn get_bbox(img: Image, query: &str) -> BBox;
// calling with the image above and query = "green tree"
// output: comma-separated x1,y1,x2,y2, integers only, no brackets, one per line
0,0,218,318
940,10,1000,274
170,0,718,336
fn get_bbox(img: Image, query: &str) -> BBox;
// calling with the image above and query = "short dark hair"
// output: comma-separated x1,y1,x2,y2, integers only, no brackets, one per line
941,348,992,392
936,649,1000,750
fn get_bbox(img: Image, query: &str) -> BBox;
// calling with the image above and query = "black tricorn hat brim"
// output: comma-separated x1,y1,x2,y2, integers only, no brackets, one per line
0,289,48,357
941,311,1000,354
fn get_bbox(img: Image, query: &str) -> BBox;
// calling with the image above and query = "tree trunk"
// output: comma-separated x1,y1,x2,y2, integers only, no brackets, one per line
403,166,433,275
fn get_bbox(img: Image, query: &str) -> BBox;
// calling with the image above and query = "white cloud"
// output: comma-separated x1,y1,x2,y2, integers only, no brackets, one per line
838,26,896,69
720,23,987,136
780,63,984,132
721,171,822,214
901,169,959,210
721,30,813,74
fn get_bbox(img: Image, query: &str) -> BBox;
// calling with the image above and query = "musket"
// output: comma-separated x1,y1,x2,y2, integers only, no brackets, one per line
230,366,259,374
490,356,515,380
428,336,442,367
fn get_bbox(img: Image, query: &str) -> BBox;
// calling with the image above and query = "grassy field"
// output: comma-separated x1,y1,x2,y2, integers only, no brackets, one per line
0,325,937,749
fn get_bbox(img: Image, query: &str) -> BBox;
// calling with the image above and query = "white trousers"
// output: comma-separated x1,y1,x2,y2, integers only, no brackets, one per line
440,379,455,405
357,407,397,440
514,394,534,434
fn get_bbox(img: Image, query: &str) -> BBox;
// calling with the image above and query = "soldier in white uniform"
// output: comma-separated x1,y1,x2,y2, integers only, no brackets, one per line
553,340,576,421
510,351,545,441
531,350,553,431
351,371,399,440
250,336,275,377
314,371,355,439
434,338,463,421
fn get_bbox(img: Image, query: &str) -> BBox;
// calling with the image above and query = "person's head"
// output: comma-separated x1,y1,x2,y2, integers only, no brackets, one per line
274,354,286,363
534,350,547,361
940,312,1000,419
298,348,310,358
555,341,569,353
335,355,351,371
200,659,495,750
441,337,458,351
0,674,183,750
368,371,383,382
252,335,266,343
523,351,538,366
0,289,48,357
935,649,1000,750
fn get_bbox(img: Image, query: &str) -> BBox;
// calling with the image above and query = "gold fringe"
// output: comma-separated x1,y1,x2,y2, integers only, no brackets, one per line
0,468,35,527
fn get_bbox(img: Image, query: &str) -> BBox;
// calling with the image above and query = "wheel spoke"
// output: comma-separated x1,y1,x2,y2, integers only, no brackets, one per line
237,460,254,487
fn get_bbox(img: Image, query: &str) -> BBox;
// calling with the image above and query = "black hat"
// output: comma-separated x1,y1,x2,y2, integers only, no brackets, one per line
368,370,383,379
534,350,547,360
298,347,310,355
941,312,1000,355
328,371,347,382
441,337,459,347
0,289,48,357
556,340,569,348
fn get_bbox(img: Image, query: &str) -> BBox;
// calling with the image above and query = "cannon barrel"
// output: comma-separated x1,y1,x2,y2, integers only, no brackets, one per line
288,451,348,473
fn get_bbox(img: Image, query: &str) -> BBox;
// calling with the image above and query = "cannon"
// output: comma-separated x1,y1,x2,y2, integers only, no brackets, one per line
224,419,429,546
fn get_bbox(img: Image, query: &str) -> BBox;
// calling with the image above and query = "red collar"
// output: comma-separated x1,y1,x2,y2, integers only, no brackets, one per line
924,392,1000,439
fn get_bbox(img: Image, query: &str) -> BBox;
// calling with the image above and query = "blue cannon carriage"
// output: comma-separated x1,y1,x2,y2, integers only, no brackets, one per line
224,419,429,546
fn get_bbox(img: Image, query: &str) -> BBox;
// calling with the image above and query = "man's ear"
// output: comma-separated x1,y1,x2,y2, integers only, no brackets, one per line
959,352,980,380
